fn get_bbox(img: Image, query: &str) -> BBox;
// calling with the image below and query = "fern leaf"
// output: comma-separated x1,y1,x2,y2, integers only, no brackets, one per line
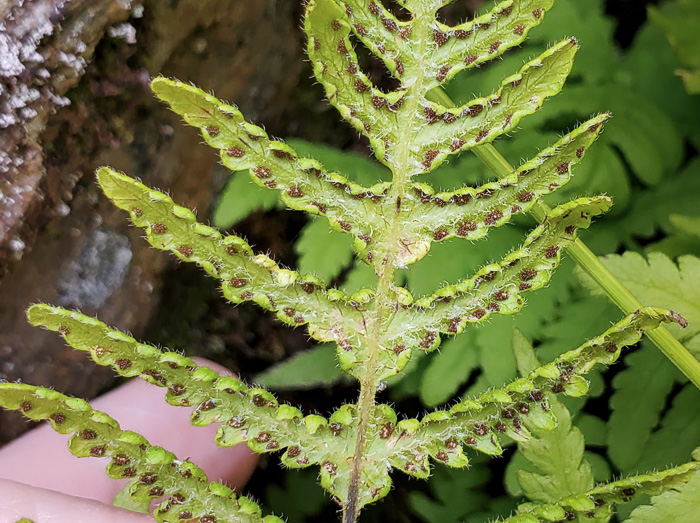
382,308,682,476
649,0,700,95
150,78,384,246
505,461,700,522
0,384,281,523
306,0,576,176
414,39,578,171
425,0,556,90
577,252,700,350
627,453,700,522
511,330,594,504
633,384,700,475
384,196,611,359
333,0,407,80
97,167,365,346
397,114,608,250
607,347,678,472
306,0,403,159
27,304,330,467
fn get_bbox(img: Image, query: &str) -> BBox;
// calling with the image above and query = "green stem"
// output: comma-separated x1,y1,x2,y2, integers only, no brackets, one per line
472,141,700,390
428,87,700,388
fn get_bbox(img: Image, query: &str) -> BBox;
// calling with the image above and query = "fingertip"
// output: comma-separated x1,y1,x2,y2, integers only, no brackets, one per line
0,479,152,523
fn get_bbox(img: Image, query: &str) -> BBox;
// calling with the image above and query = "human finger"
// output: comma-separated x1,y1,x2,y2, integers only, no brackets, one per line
0,478,152,523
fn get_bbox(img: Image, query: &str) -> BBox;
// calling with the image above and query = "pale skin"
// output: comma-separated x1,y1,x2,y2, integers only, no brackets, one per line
0,359,258,523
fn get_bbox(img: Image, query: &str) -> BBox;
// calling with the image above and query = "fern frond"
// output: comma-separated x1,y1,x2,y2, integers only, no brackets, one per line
26,304,332,466
504,461,700,522
425,0,556,90
627,456,700,522
0,384,282,523
397,114,608,249
293,307,682,507
413,38,578,172
150,79,385,249
383,196,611,363
306,0,575,175
306,0,404,161
333,0,407,79
383,307,683,475
97,168,365,346
511,330,594,504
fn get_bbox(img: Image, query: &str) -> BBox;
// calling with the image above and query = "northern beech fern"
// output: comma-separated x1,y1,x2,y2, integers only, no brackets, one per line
1,1,698,522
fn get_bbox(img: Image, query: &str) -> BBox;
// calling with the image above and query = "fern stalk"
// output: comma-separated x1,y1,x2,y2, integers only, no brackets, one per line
428,86,700,390
342,6,433,521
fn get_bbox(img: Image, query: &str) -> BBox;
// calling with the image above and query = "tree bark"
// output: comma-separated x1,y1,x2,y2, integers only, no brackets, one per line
0,0,303,444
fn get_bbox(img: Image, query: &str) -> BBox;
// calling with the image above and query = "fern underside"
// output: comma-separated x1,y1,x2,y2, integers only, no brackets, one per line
1,0,698,522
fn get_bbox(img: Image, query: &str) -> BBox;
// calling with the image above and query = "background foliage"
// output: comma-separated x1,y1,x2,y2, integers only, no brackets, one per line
163,0,700,520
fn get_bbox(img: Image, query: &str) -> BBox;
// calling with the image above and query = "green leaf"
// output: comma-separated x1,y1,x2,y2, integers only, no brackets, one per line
388,308,684,469
424,0,556,90
670,214,700,239
627,469,700,522
575,414,607,448
649,0,700,95
419,332,479,407
152,77,384,245
295,218,354,283
394,114,609,262
618,22,700,148
265,470,328,523
256,344,347,390
503,460,700,523
213,171,279,228
576,252,700,354
113,480,150,513
616,158,700,243
644,214,700,260
0,384,272,523
403,225,524,297
97,167,365,346
305,0,400,160
607,347,679,472
509,331,595,504
512,328,541,376
26,304,330,460
584,451,612,483
516,396,594,504
387,196,613,355
407,460,491,523
416,39,579,173
634,384,700,473
340,262,376,295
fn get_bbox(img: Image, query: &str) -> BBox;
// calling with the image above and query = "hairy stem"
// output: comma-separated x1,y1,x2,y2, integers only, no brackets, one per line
344,10,433,522
468,117,700,390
